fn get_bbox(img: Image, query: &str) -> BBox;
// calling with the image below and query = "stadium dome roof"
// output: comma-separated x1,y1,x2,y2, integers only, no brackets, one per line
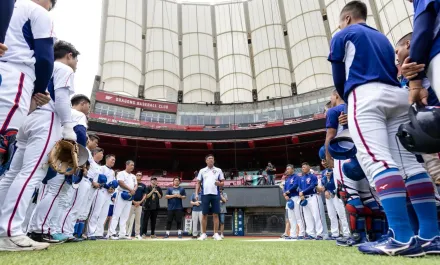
97,0,414,104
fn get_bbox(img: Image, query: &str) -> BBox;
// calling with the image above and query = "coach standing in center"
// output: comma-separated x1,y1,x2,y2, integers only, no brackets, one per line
196,154,225,241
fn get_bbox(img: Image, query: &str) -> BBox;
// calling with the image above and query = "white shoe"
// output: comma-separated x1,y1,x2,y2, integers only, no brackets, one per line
220,234,224,239
198,233,207,241
136,235,142,240
110,235,119,240
0,236,50,252
119,236,132,240
213,233,222,241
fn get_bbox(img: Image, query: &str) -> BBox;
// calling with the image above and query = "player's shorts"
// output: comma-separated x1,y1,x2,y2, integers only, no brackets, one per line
108,205,114,217
219,213,225,224
201,194,220,215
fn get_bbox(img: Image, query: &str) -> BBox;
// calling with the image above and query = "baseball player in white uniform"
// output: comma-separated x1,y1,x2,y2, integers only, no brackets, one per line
87,154,116,240
0,0,55,169
61,141,101,241
25,41,80,243
329,1,438,256
109,160,137,240
0,40,77,251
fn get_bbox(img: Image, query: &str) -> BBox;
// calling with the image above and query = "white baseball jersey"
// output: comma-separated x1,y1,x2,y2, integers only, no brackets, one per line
100,166,115,183
197,166,224,195
116,171,137,191
2,0,54,81
71,109,88,129
40,61,75,112
87,149,101,182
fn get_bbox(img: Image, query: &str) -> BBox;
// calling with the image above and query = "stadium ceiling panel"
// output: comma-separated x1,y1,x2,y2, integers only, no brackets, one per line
98,0,416,103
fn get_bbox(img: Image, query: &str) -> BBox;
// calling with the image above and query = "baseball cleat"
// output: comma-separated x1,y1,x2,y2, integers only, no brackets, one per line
87,236,96,241
213,233,222,241
178,234,183,239
315,236,323,240
280,233,288,239
0,236,50,251
358,236,425,257
163,234,169,239
52,233,69,242
150,235,157,239
297,236,305,240
110,235,119,240
198,233,207,241
418,236,440,255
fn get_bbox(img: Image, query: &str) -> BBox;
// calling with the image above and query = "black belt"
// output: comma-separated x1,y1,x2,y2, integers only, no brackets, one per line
304,194,315,199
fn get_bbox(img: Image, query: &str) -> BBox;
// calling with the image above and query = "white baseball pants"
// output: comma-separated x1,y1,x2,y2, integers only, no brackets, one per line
49,179,75,234
87,188,112,237
317,194,329,237
0,62,33,133
28,174,65,234
325,195,350,237
108,191,132,237
428,53,440,98
191,211,203,236
347,83,426,181
301,194,324,238
0,111,60,237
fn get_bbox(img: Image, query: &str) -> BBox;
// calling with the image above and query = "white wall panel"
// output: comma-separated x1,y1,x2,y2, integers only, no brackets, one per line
284,0,332,94
145,0,179,102
101,0,143,96
249,0,292,98
182,5,216,103
216,3,252,103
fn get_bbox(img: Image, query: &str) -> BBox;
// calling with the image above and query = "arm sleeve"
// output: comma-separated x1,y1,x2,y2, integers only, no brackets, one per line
0,0,14,43
181,188,186,196
54,87,72,125
331,63,346,98
73,125,87,147
410,6,437,80
325,108,340,129
33,38,54,95
191,193,195,202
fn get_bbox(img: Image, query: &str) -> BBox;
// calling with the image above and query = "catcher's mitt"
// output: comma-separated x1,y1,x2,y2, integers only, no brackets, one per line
48,140,87,175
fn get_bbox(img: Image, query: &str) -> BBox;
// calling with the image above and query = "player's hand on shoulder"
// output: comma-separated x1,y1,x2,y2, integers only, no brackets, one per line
62,122,77,141
338,112,348,126
0,43,7,56
33,92,51,107
401,57,425,80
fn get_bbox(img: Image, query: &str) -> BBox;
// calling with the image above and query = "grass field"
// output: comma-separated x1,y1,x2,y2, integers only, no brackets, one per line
0,238,437,265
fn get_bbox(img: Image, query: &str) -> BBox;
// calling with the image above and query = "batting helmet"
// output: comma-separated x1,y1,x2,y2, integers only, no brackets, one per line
342,157,366,181
97,174,107,185
121,191,133,201
287,199,295,210
397,104,440,154
300,199,308,207
109,180,119,189
328,129,357,160
318,145,326,160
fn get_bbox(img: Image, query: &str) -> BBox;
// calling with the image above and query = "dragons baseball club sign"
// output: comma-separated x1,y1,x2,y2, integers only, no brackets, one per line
95,91,178,113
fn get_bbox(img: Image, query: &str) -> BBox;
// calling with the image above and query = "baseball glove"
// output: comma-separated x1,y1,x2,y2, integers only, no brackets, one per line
48,140,80,176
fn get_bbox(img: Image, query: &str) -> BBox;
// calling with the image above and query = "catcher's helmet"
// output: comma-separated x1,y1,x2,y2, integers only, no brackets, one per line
328,129,357,160
342,157,366,181
97,174,107,185
397,104,440,154
121,191,133,201
318,145,326,160
287,199,294,210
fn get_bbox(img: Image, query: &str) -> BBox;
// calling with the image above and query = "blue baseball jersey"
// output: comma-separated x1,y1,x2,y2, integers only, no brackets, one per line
321,170,336,194
413,0,440,62
166,186,186,211
328,23,400,101
298,173,318,196
284,174,299,197
326,104,347,133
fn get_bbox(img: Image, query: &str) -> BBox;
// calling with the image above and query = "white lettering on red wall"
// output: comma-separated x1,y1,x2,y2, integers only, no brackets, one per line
95,91,178,113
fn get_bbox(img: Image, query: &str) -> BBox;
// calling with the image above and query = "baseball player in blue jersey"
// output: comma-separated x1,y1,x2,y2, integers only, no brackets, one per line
329,1,439,256
292,162,324,239
282,164,305,239
0,0,56,169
